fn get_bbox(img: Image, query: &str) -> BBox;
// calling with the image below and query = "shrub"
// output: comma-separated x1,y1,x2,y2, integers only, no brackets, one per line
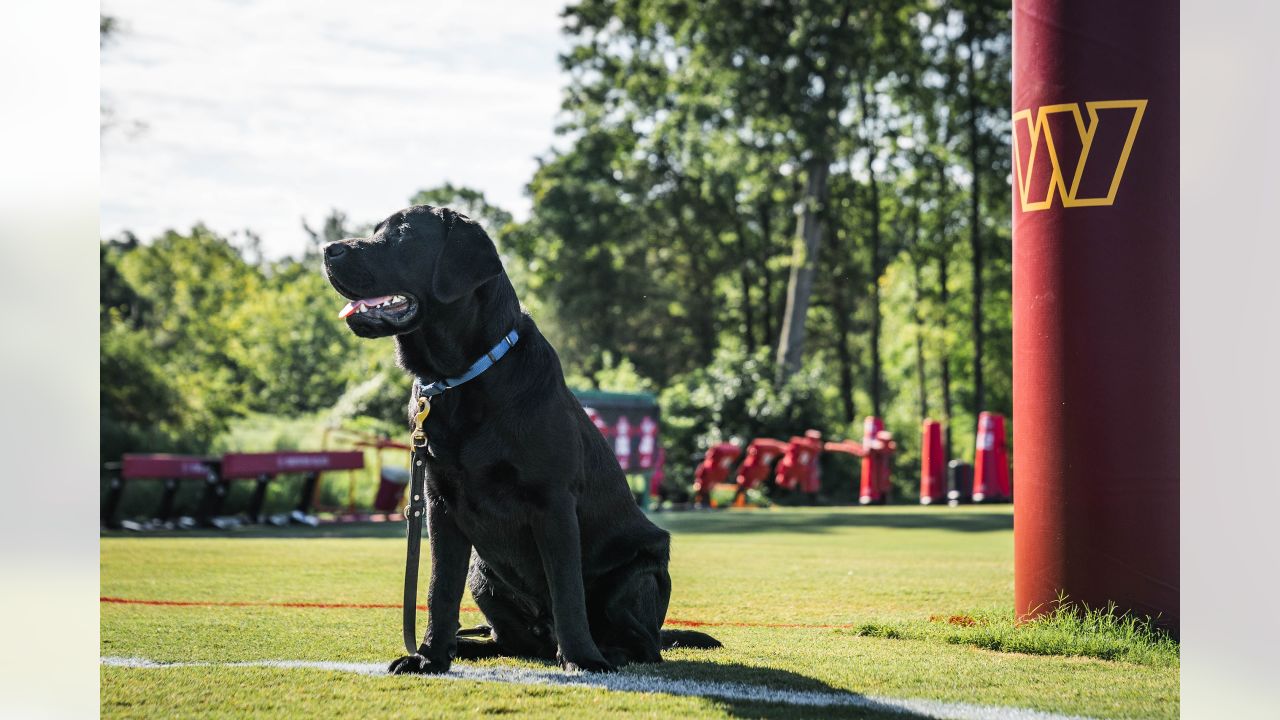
659,346,838,496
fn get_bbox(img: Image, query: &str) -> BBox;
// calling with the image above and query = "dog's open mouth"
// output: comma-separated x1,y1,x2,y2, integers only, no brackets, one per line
337,294,420,336
338,294,412,319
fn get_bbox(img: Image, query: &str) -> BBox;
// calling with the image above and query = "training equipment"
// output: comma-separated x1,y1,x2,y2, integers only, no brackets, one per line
774,432,823,497
1013,0,1178,627
637,416,658,468
947,461,973,506
320,428,412,518
919,420,945,505
693,442,742,506
971,412,1010,502
575,390,663,507
648,447,666,499
821,438,867,504
614,416,632,469
857,417,895,504
858,417,883,503
373,466,411,513
734,438,788,505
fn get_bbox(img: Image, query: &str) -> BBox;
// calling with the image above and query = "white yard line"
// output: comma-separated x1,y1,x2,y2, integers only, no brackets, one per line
101,656,1096,720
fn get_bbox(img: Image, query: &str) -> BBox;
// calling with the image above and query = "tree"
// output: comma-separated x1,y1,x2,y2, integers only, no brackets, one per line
100,13,145,137
99,223,400,461
302,209,360,261
100,0,1019,498
953,0,1011,419
410,183,514,232
685,0,863,381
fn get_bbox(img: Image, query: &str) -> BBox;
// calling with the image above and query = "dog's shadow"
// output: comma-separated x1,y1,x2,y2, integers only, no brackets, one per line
629,659,931,719
450,658,933,719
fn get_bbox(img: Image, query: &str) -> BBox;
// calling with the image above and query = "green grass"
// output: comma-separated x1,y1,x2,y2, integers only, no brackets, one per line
853,601,1179,667
100,506,1178,719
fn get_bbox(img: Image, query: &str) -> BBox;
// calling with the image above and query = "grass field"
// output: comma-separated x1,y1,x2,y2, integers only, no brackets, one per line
100,506,1178,719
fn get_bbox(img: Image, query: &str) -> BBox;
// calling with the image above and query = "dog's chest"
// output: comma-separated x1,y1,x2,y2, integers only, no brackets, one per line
424,455,534,537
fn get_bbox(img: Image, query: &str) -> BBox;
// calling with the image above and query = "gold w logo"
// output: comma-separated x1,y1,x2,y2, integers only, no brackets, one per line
1012,100,1147,212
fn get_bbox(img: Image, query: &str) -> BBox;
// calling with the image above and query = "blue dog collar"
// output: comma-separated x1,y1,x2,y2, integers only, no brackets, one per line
415,329,520,397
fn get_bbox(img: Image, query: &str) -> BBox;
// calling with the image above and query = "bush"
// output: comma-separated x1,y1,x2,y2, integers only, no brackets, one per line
658,346,839,497
100,321,225,462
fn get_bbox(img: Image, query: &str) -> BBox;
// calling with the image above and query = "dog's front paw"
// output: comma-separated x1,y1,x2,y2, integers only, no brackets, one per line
557,650,615,673
388,653,450,675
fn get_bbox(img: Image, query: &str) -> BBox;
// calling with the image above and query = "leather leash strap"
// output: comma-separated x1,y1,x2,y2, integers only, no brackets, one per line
402,395,431,656
400,330,519,656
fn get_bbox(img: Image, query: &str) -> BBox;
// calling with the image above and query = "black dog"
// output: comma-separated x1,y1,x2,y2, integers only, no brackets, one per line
323,205,719,674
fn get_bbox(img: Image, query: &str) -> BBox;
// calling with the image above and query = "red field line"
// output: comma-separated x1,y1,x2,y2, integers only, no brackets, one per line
662,618,853,629
102,596,440,612
100,596,853,630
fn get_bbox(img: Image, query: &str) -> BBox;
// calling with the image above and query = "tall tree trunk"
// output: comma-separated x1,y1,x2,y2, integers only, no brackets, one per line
775,158,830,381
776,173,805,345
937,153,955,457
966,29,985,417
673,187,716,365
911,253,929,421
773,4,850,382
868,199,883,418
936,5,959,460
830,210,857,423
908,204,928,421
732,212,756,353
832,276,857,423
935,154,956,458
939,241,956,460
757,197,775,348
859,79,884,418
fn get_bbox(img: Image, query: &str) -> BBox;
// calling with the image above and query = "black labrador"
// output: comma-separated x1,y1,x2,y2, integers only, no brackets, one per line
323,205,719,674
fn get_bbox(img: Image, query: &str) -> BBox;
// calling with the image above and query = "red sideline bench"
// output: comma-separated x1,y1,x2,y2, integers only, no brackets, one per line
103,451,364,528
102,454,218,528
213,451,364,524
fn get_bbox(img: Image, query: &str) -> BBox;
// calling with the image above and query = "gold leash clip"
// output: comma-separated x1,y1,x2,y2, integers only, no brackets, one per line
411,396,431,448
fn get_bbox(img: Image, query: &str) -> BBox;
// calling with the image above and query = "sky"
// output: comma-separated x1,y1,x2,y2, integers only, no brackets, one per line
101,0,571,258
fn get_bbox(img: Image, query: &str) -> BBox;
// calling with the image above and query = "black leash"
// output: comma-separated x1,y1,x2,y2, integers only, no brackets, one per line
402,395,431,655
398,329,521,656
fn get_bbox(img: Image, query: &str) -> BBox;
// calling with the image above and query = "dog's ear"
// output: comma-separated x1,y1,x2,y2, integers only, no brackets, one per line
430,216,503,304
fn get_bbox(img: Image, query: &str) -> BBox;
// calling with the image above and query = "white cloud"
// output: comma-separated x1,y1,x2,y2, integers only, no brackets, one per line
101,0,571,257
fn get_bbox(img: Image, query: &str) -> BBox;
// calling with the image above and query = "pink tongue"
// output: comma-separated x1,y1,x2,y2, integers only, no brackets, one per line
338,295,393,319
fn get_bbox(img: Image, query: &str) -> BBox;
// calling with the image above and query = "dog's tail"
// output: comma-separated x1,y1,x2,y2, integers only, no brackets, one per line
660,628,722,650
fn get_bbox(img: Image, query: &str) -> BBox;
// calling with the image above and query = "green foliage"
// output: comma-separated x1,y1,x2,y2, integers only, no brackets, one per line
101,229,253,461
409,183,514,232
99,224,401,466
511,0,1016,494
102,0,1020,504
226,260,370,413
100,321,211,459
659,347,837,492
564,352,655,394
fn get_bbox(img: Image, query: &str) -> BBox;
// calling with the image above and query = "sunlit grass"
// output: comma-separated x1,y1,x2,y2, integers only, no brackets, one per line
854,599,1178,667
101,506,1178,719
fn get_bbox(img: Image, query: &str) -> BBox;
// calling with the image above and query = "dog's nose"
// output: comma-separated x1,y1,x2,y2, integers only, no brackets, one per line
323,242,347,259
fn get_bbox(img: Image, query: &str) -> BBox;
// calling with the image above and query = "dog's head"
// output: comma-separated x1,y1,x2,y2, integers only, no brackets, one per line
322,205,503,338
